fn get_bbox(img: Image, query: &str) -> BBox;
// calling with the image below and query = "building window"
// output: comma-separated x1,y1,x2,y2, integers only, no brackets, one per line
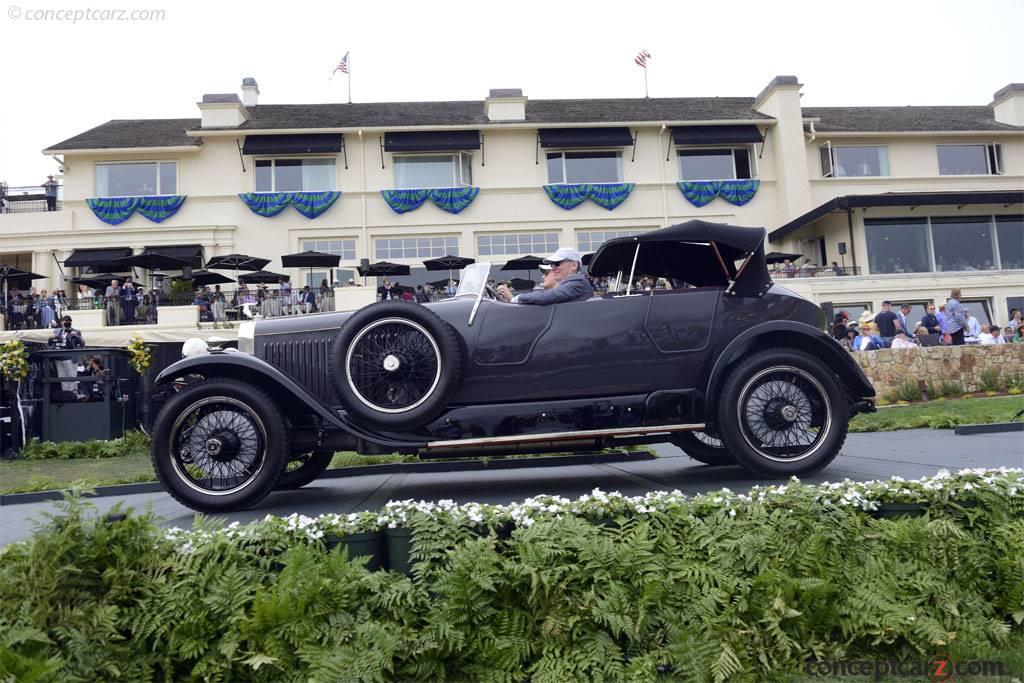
996,216,1024,269
477,232,559,257
937,144,1002,175
374,236,460,259
864,218,931,274
678,148,753,181
255,158,334,192
95,161,176,196
547,151,622,184
932,217,997,271
819,144,890,177
301,238,357,261
577,229,648,253
393,153,472,189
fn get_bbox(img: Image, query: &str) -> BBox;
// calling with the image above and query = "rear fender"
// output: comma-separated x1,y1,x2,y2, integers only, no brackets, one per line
156,351,425,449
702,321,875,426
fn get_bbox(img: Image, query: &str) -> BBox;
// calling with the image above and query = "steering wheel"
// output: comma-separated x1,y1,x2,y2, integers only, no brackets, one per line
484,284,501,301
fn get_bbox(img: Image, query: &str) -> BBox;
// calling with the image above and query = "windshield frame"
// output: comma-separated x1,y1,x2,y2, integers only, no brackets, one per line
454,262,492,326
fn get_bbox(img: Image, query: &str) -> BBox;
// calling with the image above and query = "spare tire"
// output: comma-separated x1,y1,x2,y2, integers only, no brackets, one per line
331,302,463,430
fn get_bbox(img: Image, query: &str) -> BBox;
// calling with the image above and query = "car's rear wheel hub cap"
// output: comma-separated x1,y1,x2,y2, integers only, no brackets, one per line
382,354,401,372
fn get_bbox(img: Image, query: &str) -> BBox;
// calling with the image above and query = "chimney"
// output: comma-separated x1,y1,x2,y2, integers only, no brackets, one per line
484,88,527,122
241,77,260,107
753,75,812,224
991,83,1024,127
197,93,250,128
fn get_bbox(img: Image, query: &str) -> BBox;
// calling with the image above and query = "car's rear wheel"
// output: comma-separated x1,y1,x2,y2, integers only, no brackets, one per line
717,348,847,477
671,430,735,465
276,450,334,490
332,302,463,430
151,378,287,512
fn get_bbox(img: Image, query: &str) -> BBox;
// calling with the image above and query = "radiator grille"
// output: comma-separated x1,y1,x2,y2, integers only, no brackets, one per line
261,337,336,404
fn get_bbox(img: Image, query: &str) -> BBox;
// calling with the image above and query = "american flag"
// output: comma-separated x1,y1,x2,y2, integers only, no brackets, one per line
333,52,350,75
634,48,651,68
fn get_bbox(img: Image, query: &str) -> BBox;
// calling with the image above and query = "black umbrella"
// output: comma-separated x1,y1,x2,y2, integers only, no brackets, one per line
509,278,537,291
281,250,340,288
0,265,46,302
175,270,235,287
423,254,475,285
427,278,458,290
357,261,411,277
581,253,594,266
765,251,804,265
205,253,272,271
71,273,123,289
238,270,290,285
114,253,192,271
501,255,545,281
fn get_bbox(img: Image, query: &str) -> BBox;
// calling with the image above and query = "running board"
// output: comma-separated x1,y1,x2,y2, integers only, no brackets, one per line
425,423,705,450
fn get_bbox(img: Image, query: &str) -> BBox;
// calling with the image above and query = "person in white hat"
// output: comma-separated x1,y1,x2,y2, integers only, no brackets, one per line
496,247,593,305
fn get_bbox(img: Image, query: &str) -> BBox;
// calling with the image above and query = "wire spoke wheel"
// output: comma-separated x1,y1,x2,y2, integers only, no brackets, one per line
169,396,268,495
694,431,724,448
737,366,830,462
346,318,442,413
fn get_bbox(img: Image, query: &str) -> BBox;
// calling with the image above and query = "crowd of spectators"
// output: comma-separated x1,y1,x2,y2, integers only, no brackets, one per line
832,293,1024,353
193,279,341,321
3,286,72,330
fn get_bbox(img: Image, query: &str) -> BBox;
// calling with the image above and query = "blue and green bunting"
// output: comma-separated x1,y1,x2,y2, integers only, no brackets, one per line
428,187,479,214
86,196,186,225
136,195,187,223
381,189,429,214
543,183,635,211
239,191,341,218
677,179,760,207
381,187,480,215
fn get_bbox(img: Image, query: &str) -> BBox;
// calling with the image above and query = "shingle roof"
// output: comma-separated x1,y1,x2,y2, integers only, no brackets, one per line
804,106,1020,132
45,119,202,151
219,97,770,130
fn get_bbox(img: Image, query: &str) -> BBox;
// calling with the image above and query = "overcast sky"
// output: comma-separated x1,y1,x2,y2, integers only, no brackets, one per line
0,0,1020,183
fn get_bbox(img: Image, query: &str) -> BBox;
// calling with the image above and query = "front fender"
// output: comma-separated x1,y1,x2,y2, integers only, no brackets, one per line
156,351,425,449
703,320,875,420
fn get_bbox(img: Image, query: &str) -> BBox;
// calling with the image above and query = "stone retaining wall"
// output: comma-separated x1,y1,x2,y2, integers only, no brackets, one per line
852,344,1024,398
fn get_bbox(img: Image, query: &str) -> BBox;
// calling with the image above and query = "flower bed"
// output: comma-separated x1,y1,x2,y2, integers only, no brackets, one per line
1,469,1022,680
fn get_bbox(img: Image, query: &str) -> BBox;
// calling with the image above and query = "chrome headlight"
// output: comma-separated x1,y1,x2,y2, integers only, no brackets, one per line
237,321,256,355
182,337,209,358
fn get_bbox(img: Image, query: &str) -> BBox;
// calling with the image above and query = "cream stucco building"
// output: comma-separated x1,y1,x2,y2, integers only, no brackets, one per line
2,75,1022,326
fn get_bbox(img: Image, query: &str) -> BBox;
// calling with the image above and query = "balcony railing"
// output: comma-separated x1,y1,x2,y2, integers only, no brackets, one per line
0,184,63,214
770,265,862,278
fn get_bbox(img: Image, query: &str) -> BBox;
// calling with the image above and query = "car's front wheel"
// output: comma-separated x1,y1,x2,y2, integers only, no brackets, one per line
717,348,848,477
671,431,735,466
151,378,287,512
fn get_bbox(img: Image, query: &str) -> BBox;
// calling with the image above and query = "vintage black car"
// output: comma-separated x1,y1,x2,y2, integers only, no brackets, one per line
152,220,876,512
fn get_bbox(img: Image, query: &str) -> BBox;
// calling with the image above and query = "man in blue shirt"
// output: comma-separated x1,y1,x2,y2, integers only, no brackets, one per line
496,247,593,305
945,289,968,345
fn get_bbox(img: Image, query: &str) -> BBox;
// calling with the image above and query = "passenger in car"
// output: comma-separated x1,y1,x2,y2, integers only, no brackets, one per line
496,247,594,305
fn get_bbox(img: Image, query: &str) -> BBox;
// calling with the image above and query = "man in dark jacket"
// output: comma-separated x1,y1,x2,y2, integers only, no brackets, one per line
496,247,593,305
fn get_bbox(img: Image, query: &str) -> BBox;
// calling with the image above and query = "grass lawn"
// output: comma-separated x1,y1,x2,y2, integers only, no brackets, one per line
2,396,1021,495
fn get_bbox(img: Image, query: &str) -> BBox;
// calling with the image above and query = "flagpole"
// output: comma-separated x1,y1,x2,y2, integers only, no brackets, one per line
347,54,352,104
644,66,649,98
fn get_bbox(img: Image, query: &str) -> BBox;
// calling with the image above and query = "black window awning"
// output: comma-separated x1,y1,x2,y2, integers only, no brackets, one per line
383,130,481,152
241,133,343,155
142,245,204,268
538,127,634,148
671,125,764,146
63,247,132,269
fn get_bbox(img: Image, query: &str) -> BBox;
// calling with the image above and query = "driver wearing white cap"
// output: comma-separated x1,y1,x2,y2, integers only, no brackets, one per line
496,247,593,305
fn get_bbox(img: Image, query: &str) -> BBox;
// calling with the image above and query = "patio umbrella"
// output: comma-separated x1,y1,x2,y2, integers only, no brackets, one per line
764,251,804,265
281,250,340,287
501,255,545,281
581,253,594,266
0,264,46,302
206,253,272,286
71,273,122,289
114,252,192,271
357,261,411,277
427,278,458,290
174,270,235,287
423,254,475,284
238,270,290,285
509,277,537,291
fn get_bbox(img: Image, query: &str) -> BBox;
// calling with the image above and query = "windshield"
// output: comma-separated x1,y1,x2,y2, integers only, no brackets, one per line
455,262,492,297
